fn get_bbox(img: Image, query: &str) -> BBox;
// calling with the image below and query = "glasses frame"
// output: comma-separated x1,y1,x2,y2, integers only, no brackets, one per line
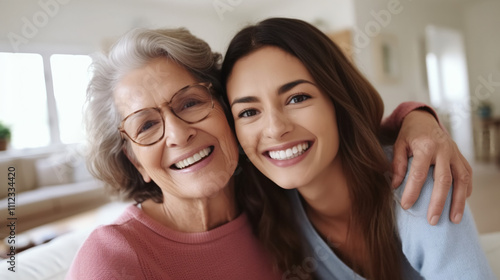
118,82,214,146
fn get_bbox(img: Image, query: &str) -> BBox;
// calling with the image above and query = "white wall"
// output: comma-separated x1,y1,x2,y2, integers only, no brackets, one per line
351,0,500,119
0,0,237,55
352,0,466,115
0,0,355,55
3,0,497,120
464,0,500,117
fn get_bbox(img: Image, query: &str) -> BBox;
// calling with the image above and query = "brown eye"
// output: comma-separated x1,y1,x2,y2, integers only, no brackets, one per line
288,94,310,104
238,109,259,118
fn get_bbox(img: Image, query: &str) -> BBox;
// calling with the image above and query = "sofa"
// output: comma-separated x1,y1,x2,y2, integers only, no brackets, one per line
0,201,129,280
0,144,109,240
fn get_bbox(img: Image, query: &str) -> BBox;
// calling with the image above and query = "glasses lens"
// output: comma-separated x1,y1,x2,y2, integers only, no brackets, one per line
171,85,213,123
123,108,164,145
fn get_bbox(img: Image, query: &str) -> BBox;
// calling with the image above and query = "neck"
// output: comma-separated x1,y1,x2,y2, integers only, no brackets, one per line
297,157,369,275
142,177,239,232
297,156,352,243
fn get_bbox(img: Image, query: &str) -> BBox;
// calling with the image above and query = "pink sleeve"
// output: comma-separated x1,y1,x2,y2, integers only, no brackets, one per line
381,101,443,132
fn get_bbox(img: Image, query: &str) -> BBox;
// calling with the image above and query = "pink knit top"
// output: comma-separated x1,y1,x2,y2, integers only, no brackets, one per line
66,205,280,280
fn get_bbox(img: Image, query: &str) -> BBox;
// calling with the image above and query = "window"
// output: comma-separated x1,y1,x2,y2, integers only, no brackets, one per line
0,52,92,150
51,54,93,144
0,53,50,149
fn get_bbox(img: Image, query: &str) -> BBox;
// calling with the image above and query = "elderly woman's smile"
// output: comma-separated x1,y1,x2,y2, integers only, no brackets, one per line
171,146,213,170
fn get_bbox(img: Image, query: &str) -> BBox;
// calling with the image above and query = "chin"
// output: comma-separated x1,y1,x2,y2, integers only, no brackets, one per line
266,176,304,190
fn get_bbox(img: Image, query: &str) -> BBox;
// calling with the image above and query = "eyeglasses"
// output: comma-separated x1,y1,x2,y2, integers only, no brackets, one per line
118,82,214,146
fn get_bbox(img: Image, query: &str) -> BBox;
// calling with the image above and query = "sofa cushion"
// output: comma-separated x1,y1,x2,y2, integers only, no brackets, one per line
0,179,108,239
34,153,73,187
71,153,93,183
0,155,43,197
12,181,103,218
0,152,59,198
0,158,16,198
16,154,50,191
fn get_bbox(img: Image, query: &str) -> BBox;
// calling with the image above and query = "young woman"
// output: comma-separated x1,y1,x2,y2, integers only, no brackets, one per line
222,18,494,279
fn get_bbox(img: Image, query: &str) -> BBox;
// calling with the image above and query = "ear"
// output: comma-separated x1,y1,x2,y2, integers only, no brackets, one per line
123,144,152,183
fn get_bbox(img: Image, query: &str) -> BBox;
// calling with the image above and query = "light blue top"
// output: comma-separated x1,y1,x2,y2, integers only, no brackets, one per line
287,149,496,280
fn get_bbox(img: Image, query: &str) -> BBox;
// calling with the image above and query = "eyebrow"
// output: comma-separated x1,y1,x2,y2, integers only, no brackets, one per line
230,79,314,108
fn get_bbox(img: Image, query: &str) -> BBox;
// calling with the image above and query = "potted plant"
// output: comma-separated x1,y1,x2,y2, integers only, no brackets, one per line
0,122,11,151
477,101,493,119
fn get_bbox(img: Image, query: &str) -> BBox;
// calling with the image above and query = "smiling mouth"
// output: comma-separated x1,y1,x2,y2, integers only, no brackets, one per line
172,146,213,169
267,142,310,161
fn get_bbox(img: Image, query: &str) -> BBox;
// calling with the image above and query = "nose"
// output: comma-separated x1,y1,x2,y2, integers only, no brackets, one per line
162,110,196,148
263,110,293,139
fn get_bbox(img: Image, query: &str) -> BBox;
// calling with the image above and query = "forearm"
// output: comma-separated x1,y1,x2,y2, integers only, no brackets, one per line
380,101,441,144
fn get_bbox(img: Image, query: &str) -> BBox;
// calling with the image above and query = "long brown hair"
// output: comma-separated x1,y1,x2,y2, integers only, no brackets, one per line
221,18,402,280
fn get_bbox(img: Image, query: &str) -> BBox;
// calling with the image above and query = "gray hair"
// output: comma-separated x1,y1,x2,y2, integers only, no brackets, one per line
84,27,223,203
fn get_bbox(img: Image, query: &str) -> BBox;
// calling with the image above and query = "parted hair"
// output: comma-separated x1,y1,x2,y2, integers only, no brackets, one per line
84,27,223,203
221,17,402,279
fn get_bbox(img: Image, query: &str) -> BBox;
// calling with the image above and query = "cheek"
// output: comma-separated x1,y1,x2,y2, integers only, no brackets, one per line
220,128,239,164
315,106,339,156
138,147,163,169
235,124,264,168
311,101,337,134
211,109,239,165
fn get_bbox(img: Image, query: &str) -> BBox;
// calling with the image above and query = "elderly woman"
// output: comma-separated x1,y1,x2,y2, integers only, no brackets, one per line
66,27,471,279
66,28,280,279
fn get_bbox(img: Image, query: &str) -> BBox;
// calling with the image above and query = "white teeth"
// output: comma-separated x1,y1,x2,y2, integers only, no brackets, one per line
194,153,201,161
268,142,310,161
174,147,212,169
280,150,286,158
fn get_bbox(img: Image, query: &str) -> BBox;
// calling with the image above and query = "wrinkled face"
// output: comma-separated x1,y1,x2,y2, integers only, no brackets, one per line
226,46,340,189
114,57,239,199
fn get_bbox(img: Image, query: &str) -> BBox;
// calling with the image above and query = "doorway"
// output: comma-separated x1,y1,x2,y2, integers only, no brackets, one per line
425,25,474,161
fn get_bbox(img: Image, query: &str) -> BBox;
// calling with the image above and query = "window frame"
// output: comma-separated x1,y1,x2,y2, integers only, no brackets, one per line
0,50,93,152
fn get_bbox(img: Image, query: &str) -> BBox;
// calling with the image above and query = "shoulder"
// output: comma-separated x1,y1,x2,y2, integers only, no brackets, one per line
66,206,145,279
66,226,142,279
78,204,146,252
71,220,141,262
387,147,495,278
383,146,435,216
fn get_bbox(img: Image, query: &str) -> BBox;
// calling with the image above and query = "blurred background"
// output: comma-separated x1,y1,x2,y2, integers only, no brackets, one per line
1,0,499,159
0,0,499,256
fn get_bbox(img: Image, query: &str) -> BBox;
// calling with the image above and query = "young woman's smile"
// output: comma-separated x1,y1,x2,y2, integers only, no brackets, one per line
263,140,313,167
226,46,341,189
